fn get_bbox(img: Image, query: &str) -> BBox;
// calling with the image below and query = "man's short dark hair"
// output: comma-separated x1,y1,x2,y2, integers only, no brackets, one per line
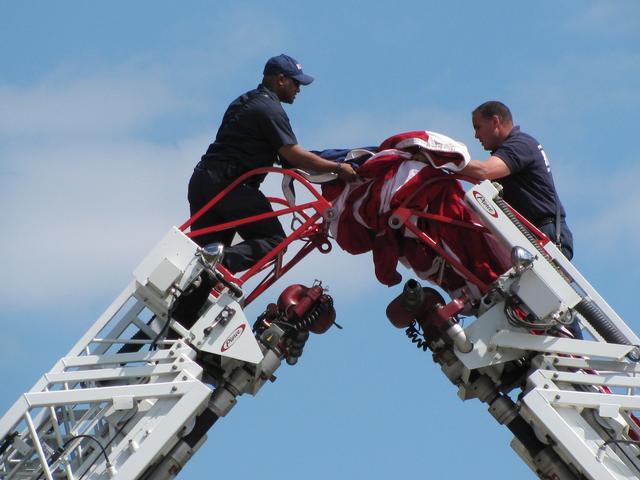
473,101,512,122
261,73,279,89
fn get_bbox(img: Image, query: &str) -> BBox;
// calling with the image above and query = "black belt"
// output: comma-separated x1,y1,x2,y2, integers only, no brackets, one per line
195,158,228,171
195,160,260,188
536,216,564,228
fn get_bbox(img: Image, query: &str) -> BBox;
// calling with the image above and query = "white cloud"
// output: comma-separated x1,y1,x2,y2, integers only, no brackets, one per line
0,126,383,314
0,136,204,308
0,5,295,144
0,16,290,313
0,67,191,139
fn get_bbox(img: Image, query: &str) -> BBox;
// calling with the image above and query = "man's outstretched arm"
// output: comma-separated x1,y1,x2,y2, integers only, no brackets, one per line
278,144,358,182
460,156,511,180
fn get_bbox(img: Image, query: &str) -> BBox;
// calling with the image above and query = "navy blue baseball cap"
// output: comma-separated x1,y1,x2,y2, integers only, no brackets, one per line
263,54,314,85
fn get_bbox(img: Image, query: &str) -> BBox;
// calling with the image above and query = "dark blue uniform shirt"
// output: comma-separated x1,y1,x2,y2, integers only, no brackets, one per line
201,84,297,184
492,126,565,225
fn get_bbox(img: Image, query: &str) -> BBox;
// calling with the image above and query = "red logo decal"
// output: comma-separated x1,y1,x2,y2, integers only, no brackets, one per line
221,324,246,352
473,191,498,218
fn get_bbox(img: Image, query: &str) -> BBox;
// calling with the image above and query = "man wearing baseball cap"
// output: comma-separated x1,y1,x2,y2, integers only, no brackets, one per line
263,53,315,87
188,54,357,273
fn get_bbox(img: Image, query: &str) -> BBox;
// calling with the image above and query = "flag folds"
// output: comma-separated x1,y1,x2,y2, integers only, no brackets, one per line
321,131,509,297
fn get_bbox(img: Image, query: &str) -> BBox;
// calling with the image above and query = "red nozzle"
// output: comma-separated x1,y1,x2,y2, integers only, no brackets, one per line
277,284,336,334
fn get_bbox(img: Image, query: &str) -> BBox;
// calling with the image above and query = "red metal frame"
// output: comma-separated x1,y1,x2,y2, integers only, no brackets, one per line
179,167,333,306
180,166,550,305
390,206,492,293
387,174,555,295
387,175,495,294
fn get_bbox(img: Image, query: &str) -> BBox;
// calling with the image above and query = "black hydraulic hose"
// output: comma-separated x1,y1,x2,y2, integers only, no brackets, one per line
505,416,545,457
486,392,546,457
182,408,219,448
505,416,580,479
211,270,243,299
574,298,636,352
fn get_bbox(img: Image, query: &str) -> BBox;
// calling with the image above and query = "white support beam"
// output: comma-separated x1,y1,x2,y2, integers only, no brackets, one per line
491,330,634,359
538,356,640,374
537,369,640,390
24,380,206,408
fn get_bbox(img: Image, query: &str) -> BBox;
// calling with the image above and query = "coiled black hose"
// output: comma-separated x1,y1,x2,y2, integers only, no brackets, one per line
291,295,333,331
406,321,429,351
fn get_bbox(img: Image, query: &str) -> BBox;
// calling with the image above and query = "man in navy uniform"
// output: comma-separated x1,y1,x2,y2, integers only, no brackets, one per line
189,54,357,273
461,101,580,338
461,100,573,260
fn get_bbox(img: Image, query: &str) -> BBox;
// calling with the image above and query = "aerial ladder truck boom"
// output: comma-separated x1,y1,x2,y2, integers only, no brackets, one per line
0,226,334,480
386,180,640,479
0,167,338,480
2,160,640,480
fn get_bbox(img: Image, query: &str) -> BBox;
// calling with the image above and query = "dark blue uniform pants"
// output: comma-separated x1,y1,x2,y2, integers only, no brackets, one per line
538,220,574,261
188,165,285,273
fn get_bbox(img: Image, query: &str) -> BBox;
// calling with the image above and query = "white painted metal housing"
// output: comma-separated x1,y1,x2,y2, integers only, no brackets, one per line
424,180,640,479
0,228,284,480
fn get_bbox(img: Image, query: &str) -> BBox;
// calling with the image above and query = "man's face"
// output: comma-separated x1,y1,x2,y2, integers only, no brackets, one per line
277,75,300,104
472,111,500,151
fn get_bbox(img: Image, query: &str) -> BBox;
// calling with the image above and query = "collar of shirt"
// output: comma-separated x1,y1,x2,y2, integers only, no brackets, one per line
507,125,521,139
257,83,280,103
491,125,521,154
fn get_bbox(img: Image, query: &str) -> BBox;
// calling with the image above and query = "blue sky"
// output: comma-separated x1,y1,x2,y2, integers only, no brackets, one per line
2,1,640,478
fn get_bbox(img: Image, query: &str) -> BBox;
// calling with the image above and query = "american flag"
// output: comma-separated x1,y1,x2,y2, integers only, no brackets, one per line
322,131,509,297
